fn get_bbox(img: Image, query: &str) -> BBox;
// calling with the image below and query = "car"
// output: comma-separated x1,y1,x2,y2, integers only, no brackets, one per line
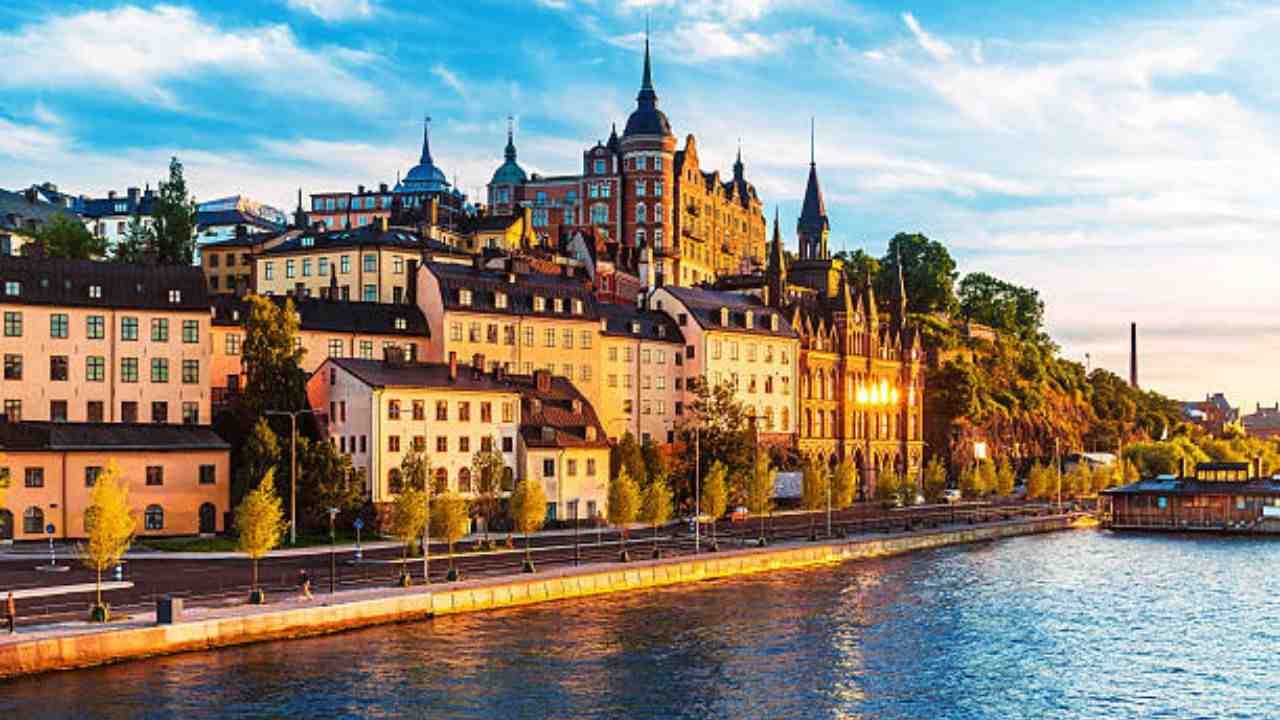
943,489,962,504
728,506,749,522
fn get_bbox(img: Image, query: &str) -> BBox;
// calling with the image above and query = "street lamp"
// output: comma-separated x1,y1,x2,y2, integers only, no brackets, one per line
327,507,338,594
264,408,315,545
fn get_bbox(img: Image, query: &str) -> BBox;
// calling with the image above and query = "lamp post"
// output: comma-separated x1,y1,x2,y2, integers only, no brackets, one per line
327,507,338,594
693,424,701,554
264,408,314,546
572,499,580,566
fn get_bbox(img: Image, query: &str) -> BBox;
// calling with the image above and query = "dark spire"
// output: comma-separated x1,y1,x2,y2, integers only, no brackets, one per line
641,17,654,93
798,117,830,260
767,207,788,309
504,115,517,162
420,115,433,165
894,247,909,333
733,138,744,181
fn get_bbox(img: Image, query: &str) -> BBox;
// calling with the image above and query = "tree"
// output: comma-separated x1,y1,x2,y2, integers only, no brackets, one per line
295,437,362,525
640,438,669,490
1026,462,1054,501
112,207,152,263
241,295,308,418
958,272,1045,339
877,233,958,316
389,483,429,584
893,469,915,508
29,213,107,260
687,381,754,499
922,457,947,504
976,460,998,497
236,469,287,603
996,458,1016,497
833,459,857,509
607,467,641,560
431,491,470,580
509,478,547,571
81,461,135,621
834,248,880,284
1065,463,1091,498
875,468,900,506
150,156,198,264
700,461,728,548
399,448,431,492
470,441,505,542
745,453,775,545
639,476,673,558
801,460,830,511
236,418,280,506
611,432,647,488
958,464,979,499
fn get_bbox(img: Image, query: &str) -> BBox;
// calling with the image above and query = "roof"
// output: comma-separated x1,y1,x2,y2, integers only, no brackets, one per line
660,285,797,338
260,224,432,256
0,255,209,311
212,295,428,337
0,421,228,452
798,162,829,233
325,358,519,393
0,189,73,232
597,302,684,343
1103,477,1280,497
623,34,672,139
467,214,524,232
427,261,600,320
490,124,529,186
397,119,452,195
195,209,284,232
198,229,287,249
81,192,156,219
510,373,609,449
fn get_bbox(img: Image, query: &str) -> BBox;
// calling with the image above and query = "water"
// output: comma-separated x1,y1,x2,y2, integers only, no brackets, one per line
4,530,1279,719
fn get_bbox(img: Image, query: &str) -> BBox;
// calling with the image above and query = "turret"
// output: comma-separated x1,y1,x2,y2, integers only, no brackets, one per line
765,207,787,308
797,119,830,261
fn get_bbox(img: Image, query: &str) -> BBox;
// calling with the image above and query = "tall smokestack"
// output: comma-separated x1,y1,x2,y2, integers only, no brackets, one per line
1129,322,1138,389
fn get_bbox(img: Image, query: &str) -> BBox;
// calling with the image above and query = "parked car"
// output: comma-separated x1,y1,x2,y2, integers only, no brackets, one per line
728,506,749,522
943,488,963,504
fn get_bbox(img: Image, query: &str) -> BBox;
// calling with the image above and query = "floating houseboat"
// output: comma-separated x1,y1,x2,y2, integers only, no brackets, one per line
1101,460,1280,533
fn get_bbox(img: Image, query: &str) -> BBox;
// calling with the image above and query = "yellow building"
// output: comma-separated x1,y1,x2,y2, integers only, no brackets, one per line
463,208,535,254
256,222,433,304
597,302,687,443
196,228,291,295
511,370,610,522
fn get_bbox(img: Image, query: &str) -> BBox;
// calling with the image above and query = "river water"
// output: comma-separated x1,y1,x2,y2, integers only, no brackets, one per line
3,530,1278,719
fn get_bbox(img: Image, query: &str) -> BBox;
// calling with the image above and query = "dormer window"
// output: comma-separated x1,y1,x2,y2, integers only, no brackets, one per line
495,291,508,309
631,321,641,335
572,299,584,315
232,310,240,322
135,283,144,294
3,281,19,296
657,325,667,338
89,285,102,299
553,298,564,313
533,296,546,312
168,290,181,303
770,315,779,332
745,310,754,328
586,426,597,441
542,426,556,442
301,237,314,247
572,399,583,414
394,317,407,330
719,307,729,326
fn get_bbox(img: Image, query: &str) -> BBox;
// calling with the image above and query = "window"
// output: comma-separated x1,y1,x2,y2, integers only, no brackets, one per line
302,259,313,277
3,354,19,380
567,459,578,476
24,467,43,488
363,254,377,272
594,159,606,174
200,465,216,485
50,313,68,338
459,402,471,422
183,320,199,343
85,466,102,487
523,326,534,346
87,401,104,422
168,289,182,304
636,180,646,197
363,284,377,301
181,359,199,384
359,341,373,359
340,255,351,274
435,400,448,422
225,333,242,355
388,399,401,420
89,285,102,299
285,260,296,279
387,435,401,452
151,358,169,383
146,466,164,486
87,315,105,340
121,402,138,423
50,355,68,381
264,262,274,280
590,204,608,224
636,203,646,223
50,400,67,422
318,257,330,276
145,505,164,531
3,311,20,337
182,402,199,425
147,318,167,342
481,402,492,423
151,401,168,423
23,507,44,534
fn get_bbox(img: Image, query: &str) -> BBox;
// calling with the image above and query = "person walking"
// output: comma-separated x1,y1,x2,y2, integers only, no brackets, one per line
5,591,15,634
298,569,313,600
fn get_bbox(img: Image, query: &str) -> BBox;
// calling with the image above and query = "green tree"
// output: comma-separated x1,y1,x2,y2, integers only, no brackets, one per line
509,478,547,570
431,491,470,580
745,453,775,545
877,232,958,315
236,418,280,506
29,213,107,259
958,272,1046,339
700,461,728,547
1065,463,1091,498
996,458,1016,497
976,459,998,497
922,456,947,504
833,458,857,508
894,469,916,507
640,438,668,490
470,441,505,542
801,460,830,511
608,467,641,559
687,381,754,500
389,483,429,584
611,432,647,488
295,436,362,525
639,476,673,557
236,469,287,602
241,295,307,417
834,248,880,284
81,460,135,621
112,208,152,263
399,448,432,492
150,156,198,264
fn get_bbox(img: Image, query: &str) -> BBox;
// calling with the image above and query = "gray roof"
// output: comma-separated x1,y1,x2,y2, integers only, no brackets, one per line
0,189,73,232
325,358,517,392
0,255,209,311
661,285,797,338
261,225,443,256
597,302,684,343
0,421,228,451
427,261,600,320
212,296,428,337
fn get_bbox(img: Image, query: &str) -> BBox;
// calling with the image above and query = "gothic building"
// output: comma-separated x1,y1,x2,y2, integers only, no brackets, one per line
484,33,766,285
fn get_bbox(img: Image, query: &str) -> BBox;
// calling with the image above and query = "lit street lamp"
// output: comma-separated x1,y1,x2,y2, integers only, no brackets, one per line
263,408,315,545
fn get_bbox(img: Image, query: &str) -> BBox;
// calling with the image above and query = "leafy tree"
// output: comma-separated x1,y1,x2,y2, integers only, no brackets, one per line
82,461,135,620
922,457,947,504
700,461,728,547
1065,463,1091,498
611,432,647,488
893,469,916,507
877,232,958,316
389,483,429,584
801,460,830,511
687,381,754,500
607,467,641,556
431,491,470,579
639,476,673,557
641,439,669,490
509,477,547,570
1025,462,1054,501
112,208,152,263
958,272,1045,339
470,441,505,541
241,295,307,418
399,448,432,492
29,213,107,259
150,156,198,264
874,468,899,506
976,460,998,497
833,458,857,508
995,458,1016,496
1124,439,1209,478
745,453,775,544
295,436,362,525
236,418,280,506
834,248,880,284
957,464,979,499
236,469,287,602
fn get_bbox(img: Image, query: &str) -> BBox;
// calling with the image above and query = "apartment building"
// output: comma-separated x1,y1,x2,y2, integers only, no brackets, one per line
0,257,212,424
596,302,686,443
255,223,427,304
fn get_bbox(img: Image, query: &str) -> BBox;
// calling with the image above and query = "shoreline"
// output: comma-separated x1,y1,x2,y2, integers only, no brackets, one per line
0,514,1081,680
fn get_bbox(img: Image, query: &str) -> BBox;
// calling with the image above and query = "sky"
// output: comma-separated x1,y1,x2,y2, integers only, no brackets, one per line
0,0,1276,411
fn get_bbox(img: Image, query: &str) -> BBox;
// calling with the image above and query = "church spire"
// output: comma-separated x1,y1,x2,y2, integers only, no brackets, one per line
767,206,788,309
420,115,433,165
798,117,830,260
641,16,654,92
733,138,744,181
504,115,517,163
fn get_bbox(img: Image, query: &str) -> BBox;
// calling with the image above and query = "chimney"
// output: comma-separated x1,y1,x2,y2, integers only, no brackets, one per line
534,369,551,392
406,259,418,305
127,187,140,205
1129,322,1138,389
448,351,458,382
379,183,389,193
107,190,117,200
376,216,388,232
235,224,247,242
357,184,366,195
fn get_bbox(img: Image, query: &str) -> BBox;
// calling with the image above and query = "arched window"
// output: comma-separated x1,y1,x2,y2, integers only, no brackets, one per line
144,505,164,531
635,203,646,223
816,411,825,438
434,466,448,493
764,406,774,431
818,371,826,400
781,407,790,432
636,229,646,247
23,506,43,534
655,203,664,223
458,467,472,493
830,411,839,438
388,468,403,494
805,409,813,437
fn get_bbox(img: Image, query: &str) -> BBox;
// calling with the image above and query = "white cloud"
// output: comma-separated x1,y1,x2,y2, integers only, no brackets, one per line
0,5,380,109
0,117,68,162
432,64,467,96
287,0,374,21
902,12,954,61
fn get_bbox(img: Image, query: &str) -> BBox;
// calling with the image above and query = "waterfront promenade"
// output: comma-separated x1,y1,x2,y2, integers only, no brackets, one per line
0,512,1081,680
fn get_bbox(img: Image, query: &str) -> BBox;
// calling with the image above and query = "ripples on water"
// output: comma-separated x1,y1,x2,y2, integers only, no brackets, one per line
4,531,1278,719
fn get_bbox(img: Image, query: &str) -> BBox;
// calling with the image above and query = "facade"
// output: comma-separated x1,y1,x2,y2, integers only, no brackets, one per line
1104,460,1280,532
597,302,686,443
255,223,426,303
0,256,212,425
0,188,72,257
0,421,230,541
195,195,286,247
1180,393,1238,436
650,284,799,445
196,228,291,295
1243,403,1280,439
81,187,157,250
463,209,536,254
416,260,604,413
484,36,766,286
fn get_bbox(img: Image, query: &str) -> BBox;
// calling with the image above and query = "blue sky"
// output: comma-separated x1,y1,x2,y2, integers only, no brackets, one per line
1,0,1276,411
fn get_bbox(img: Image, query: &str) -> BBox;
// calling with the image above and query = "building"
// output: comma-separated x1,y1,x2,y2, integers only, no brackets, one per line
1103,460,1280,532
1243,403,1280,439
194,195,287,247
196,228,291,295
81,187,157,250
306,119,468,234
596,301,686,443
211,295,429,411
416,259,604,413
0,421,231,541
649,284,799,446
463,208,536,254
254,222,428,303
484,34,766,286
1180,393,1238,436
0,256,212,425
0,188,73,256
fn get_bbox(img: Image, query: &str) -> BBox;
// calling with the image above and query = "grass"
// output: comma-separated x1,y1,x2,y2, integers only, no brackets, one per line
138,528,373,553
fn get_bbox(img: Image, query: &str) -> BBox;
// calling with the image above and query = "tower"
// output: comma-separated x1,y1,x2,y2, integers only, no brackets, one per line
621,22,676,277
797,118,830,261
766,207,787,308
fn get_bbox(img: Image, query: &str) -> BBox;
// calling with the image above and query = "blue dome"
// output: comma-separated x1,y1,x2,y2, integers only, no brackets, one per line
397,118,451,194
490,122,527,186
